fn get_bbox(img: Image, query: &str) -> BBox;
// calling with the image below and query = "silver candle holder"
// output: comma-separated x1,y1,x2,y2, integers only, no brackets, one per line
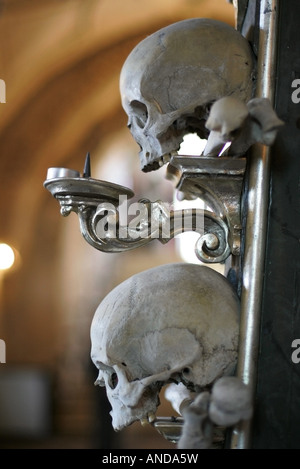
44,153,245,264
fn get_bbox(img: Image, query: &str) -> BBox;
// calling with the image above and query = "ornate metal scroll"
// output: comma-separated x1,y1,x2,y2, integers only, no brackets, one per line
44,161,235,263
167,155,247,258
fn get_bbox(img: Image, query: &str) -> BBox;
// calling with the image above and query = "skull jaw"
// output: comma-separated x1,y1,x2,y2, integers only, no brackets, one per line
137,132,183,173
108,388,160,431
136,112,210,172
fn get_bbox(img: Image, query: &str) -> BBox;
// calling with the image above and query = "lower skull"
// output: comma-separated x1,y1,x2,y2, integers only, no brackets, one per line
90,263,240,431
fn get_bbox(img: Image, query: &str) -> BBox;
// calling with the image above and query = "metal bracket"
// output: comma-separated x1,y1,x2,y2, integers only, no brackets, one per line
44,159,241,263
167,155,247,258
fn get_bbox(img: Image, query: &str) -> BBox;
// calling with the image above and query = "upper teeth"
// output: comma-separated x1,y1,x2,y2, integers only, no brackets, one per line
148,412,156,423
140,418,149,427
163,154,170,162
140,412,156,426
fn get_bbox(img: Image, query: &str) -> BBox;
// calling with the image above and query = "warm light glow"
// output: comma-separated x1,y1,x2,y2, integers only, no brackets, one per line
0,243,15,270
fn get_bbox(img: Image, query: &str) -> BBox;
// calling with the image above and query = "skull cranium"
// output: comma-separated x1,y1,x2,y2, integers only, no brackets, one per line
90,263,240,431
119,18,255,172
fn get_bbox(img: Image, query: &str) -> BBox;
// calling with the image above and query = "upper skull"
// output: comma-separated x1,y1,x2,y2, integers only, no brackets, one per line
120,18,255,172
90,263,240,431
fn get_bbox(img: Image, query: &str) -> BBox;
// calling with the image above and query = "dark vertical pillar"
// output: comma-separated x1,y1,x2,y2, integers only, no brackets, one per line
252,0,300,449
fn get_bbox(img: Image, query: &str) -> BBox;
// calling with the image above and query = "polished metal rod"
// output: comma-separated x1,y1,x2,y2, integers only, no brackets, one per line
230,0,279,449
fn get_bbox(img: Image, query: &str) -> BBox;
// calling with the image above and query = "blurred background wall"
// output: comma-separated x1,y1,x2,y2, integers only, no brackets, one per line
0,0,235,449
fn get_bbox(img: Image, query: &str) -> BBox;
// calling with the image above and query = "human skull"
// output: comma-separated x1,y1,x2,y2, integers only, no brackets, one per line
120,18,255,172
90,263,240,431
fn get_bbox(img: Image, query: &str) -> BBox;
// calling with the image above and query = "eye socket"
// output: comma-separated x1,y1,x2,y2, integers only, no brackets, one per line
130,100,148,129
109,372,119,390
